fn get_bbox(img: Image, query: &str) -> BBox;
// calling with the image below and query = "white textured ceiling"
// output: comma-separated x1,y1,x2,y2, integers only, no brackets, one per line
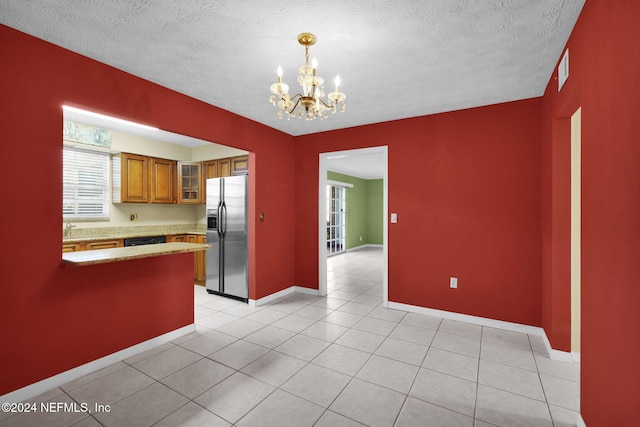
1,0,585,139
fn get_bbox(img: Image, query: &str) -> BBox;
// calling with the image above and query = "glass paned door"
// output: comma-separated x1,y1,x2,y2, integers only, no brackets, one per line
326,185,346,255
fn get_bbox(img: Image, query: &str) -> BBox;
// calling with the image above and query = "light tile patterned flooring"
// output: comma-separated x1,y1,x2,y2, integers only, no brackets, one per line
1,247,580,426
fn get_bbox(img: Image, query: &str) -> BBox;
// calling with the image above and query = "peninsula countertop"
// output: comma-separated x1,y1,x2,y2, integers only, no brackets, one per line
62,242,210,266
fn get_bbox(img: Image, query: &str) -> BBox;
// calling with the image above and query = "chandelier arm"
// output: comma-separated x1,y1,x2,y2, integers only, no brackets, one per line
317,97,335,108
287,97,303,115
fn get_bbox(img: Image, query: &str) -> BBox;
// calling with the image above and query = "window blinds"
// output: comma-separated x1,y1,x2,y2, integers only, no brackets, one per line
63,147,110,219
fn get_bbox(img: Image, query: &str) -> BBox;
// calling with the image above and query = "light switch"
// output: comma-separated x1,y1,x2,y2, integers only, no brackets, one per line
450,277,458,289
390,213,398,223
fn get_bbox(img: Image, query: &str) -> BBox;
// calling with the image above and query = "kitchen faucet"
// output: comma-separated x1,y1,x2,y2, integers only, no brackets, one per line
64,222,76,237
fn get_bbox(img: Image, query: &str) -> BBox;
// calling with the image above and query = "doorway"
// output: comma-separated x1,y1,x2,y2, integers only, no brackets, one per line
318,146,388,305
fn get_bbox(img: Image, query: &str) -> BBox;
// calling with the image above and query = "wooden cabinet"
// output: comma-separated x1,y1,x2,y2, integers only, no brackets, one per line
114,153,177,204
203,158,230,178
231,155,249,175
62,242,83,252
114,154,246,204
203,160,218,180
202,155,248,179
85,239,123,250
150,158,176,204
119,153,149,203
63,239,123,252
192,234,206,286
218,158,232,177
177,162,202,204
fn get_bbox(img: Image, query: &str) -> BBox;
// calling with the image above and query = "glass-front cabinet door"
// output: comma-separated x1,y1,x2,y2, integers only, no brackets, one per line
177,162,202,204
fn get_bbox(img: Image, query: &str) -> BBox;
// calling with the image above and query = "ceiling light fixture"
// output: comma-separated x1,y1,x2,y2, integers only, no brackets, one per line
269,33,346,121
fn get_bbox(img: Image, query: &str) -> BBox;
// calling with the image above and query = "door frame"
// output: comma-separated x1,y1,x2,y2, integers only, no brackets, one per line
318,146,389,306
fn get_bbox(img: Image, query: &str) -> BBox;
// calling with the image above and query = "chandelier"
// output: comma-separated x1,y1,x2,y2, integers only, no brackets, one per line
269,33,346,121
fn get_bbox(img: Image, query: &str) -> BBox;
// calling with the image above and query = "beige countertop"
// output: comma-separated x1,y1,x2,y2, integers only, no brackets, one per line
63,225,205,243
62,242,210,266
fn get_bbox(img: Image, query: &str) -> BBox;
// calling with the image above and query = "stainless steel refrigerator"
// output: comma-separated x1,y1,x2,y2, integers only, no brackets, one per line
205,175,248,302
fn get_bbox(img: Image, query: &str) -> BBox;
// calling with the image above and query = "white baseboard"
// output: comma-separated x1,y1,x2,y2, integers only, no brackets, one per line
254,287,580,366
1,324,196,404
249,285,319,307
252,288,585,424
347,244,383,252
387,301,544,336
538,329,579,363
572,351,581,364
388,301,580,365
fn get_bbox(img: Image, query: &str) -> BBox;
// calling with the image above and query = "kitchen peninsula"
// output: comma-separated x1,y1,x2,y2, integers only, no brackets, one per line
62,241,209,266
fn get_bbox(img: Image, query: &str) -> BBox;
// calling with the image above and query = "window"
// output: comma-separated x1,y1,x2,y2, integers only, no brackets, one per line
63,147,110,220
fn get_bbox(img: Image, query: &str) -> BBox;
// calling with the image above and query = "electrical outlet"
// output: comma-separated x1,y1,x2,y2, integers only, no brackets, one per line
450,277,458,289
360,236,363,241
130,213,138,221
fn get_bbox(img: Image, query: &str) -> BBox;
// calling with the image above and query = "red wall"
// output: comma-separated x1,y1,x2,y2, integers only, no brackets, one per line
0,25,296,395
295,100,543,326
541,1,640,424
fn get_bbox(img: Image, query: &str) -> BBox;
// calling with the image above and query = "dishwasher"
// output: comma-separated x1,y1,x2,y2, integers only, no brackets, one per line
123,236,167,247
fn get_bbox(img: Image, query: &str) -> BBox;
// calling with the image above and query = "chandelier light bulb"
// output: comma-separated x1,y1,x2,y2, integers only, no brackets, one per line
334,75,341,91
277,66,283,78
311,57,318,69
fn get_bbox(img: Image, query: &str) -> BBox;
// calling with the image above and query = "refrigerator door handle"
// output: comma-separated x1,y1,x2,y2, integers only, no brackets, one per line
221,201,228,236
216,201,223,238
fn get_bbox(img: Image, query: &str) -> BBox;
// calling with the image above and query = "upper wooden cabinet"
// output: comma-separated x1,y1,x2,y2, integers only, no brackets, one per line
150,158,176,204
118,153,149,203
202,155,248,179
114,153,177,204
231,155,249,175
177,162,202,204
203,160,218,180
114,154,247,204
218,158,232,177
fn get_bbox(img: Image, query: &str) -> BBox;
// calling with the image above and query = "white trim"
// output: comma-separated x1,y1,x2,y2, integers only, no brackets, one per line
318,146,388,303
249,286,319,307
346,244,383,252
1,324,196,403
327,179,354,188
387,301,544,336
539,330,576,363
577,414,587,427
389,300,581,364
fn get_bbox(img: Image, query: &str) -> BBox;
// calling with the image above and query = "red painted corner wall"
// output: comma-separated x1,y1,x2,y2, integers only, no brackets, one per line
0,25,295,395
295,99,542,327
541,1,640,424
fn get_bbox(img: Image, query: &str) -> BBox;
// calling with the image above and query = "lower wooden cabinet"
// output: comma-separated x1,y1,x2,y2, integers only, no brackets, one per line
63,239,123,252
85,240,123,250
167,234,206,285
192,234,206,286
62,242,83,252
